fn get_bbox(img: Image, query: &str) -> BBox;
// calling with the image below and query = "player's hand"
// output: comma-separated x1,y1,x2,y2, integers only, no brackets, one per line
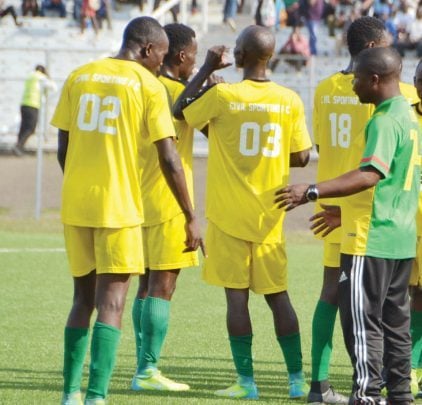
207,73,225,86
204,46,232,71
274,183,309,211
183,217,206,257
309,204,341,237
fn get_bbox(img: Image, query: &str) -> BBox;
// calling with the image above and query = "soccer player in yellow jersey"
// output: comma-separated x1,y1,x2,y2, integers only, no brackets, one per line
308,16,418,404
51,17,202,405
410,59,422,398
174,25,312,400
130,23,200,392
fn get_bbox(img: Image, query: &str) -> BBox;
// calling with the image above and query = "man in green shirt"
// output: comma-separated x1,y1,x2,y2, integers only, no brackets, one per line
275,47,421,404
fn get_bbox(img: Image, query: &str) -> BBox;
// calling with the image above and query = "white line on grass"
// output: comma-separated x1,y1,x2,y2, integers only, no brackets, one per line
0,248,65,253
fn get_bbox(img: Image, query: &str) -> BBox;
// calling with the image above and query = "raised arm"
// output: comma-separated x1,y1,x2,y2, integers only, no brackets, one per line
173,46,231,120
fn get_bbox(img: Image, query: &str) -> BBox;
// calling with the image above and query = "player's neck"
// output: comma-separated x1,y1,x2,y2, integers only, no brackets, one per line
161,65,180,81
373,85,402,107
342,58,354,74
114,48,139,63
242,66,268,82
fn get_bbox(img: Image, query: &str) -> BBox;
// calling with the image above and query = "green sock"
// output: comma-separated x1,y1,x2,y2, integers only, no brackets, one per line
411,310,422,369
229,335,254,378
132,298,144,365
86,322,121,400
277,333,303,374
311,300,338,381
137,297,170,372
63,327,89,394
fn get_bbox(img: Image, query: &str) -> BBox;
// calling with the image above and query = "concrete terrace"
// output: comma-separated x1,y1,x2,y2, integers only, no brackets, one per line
0,1,419,155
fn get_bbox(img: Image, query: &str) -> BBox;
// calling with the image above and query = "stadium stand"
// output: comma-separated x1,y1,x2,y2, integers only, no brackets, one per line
0,0,419,155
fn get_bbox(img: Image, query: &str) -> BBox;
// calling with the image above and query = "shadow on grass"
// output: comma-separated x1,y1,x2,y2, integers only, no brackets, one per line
0,368,62,392
0,359,352,401
110,360,352,401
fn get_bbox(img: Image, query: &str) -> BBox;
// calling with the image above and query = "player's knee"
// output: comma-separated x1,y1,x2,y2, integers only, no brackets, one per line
96,296,126,317
72,295,95,315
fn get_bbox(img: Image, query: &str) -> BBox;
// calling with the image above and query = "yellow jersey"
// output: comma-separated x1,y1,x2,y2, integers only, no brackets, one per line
139,75,194,226
314,72,418,243
413,102,422,236
183,80,312,243
51,58,175,228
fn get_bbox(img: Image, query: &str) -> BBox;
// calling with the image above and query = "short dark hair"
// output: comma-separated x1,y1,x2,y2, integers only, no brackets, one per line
163,23,196,62
35,65,46,74
355,46,402,78
347,16,386,57
122,16,164,48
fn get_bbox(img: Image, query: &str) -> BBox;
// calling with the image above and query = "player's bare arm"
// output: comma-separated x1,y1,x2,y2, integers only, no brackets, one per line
57,129,69,172
290,149,310,167
154,137,205,255
274,167,381,211
173,45,231,120
310,204,341,237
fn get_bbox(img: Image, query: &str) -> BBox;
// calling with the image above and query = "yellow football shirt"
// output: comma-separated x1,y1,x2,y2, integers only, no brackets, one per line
413,102,422,236
183,80,312,244
314,73,418,244
313,72,373,243
51,58,175,228
139,75,194,227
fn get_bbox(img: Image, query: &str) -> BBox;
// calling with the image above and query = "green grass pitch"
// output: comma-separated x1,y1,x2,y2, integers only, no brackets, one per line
0,229,354,404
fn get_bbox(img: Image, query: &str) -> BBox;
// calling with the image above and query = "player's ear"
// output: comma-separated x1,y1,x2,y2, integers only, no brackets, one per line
144,43,153,57
179,50,186,64
370,73,380,86
367,40,376,49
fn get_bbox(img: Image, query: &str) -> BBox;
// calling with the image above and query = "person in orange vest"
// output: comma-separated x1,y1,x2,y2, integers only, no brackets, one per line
13,65,56,156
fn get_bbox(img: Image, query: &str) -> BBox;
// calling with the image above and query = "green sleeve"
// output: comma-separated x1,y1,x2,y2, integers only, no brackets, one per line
360,116,396,178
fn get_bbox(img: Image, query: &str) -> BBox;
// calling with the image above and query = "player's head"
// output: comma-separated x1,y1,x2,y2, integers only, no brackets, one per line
234,25,275,68
414,59,422,102
121,17,169,74
163,23,197,81
353,47,402,104
35,65,47,74
347,16,390,57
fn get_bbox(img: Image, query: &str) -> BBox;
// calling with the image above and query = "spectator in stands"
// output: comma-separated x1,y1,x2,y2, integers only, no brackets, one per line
96,0,112,30
253,0,276,27
222,0,237,31
299,0,324,55
285,0,300,26
396,4,422,56
22,0,39,16
372,0,392,18
73,0,82,21
393,0,415,33
270,22,310,71
0,0,23,25
40,0,66,17
80,0,99,35
13,65,57,156
191,0,198,13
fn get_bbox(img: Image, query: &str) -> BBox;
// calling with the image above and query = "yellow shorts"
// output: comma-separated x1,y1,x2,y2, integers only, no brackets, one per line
142,213,199,270
323,240,341,268
203,222,287,294
410,237,422,287
63,224,144,277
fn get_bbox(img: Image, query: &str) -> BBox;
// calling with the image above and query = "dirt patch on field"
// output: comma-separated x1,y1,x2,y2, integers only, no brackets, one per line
0,153,317,233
